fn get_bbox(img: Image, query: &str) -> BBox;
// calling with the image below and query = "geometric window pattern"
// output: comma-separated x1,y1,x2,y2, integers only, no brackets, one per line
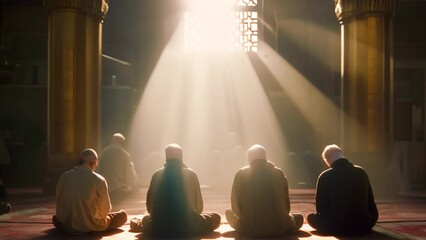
235,0,258,52
184,0,258,52
235,11,258,52
235,0,258,7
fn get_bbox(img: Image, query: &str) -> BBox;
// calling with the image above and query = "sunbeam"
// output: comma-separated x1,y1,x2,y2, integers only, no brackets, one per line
127,0,370,192
256,40,342,148
128,21,287,191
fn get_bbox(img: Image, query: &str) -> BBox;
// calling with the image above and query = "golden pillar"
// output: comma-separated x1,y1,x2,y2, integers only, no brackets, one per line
43,0,108,191
335,0,395,162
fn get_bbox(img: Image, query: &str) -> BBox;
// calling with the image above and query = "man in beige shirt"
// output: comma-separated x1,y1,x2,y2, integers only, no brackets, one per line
226,144,303,237
52,148,127,234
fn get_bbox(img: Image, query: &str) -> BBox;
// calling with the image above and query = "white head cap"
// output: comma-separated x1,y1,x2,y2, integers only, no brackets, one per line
165,143,183,161
247,144,267,164
322,144,345,167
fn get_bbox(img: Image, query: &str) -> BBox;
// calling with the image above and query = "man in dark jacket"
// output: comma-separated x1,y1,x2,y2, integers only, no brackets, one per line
226,144,303,237
307,144,379,236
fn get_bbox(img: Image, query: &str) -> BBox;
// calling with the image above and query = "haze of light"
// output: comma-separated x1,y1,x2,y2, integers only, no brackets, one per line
128,3,358,193
128,19,288,191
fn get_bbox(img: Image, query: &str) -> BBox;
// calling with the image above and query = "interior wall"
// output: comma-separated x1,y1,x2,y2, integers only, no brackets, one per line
0,0,425,189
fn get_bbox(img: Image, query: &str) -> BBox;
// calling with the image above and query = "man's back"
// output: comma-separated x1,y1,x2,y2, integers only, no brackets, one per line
148,162,202,215
316,159,378,234
144,158,206,237
135,144,221,237
56,166,111,233
98,145,138,192
232,160,294,236
150,162,192,235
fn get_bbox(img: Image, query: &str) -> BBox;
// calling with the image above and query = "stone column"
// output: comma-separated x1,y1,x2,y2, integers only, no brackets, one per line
43,0,108,192
335,0,395,163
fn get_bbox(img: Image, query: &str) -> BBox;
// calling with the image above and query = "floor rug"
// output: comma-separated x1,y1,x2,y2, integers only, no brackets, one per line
377,221,426,240
1,187,423,240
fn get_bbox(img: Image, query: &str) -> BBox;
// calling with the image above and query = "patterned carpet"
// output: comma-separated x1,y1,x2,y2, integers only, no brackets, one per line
0,187,425,240
376,222,426,240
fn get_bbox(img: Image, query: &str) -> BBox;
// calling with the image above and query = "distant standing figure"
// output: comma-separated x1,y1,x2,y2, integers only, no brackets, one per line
98,133,139,201
52,148,127,234
225,144,304,237
307,144,378,236
130,143,221,238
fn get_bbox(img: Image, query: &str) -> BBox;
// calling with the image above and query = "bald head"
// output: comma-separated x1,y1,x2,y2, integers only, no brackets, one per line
322,144,345,167
79,148,98,169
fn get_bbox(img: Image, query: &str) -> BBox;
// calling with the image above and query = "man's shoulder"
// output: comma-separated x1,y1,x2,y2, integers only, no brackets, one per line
236,163,281,172
353,164,366,171
79,167,107,181
151,166,166,177
58,168,73,180
101,145,114,153
92,171,107,181
60,166,80,176
59,167,106,183
318,168,333,178
232,169,246,184
102,145,131,160
236,165,251,173
182,166,199,178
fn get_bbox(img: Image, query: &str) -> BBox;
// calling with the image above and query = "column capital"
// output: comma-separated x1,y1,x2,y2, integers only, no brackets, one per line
43,0,108,21
334,0,395,23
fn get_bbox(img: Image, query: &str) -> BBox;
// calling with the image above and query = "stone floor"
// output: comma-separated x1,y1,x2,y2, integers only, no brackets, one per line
0,186,425,240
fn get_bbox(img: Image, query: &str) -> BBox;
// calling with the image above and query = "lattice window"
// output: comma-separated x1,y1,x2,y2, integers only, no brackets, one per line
184,0,259,53
235,0,258,7
235,11,258,52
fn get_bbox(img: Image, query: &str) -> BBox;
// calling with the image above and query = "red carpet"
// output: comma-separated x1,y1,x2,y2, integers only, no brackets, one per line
377,221,426,240
0,187,425,239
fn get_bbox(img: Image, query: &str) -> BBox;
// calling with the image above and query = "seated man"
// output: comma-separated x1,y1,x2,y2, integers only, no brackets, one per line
307,144,379,236
52,148,128,234
98,133,139,202
225,144,304,237
131,143,221,238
